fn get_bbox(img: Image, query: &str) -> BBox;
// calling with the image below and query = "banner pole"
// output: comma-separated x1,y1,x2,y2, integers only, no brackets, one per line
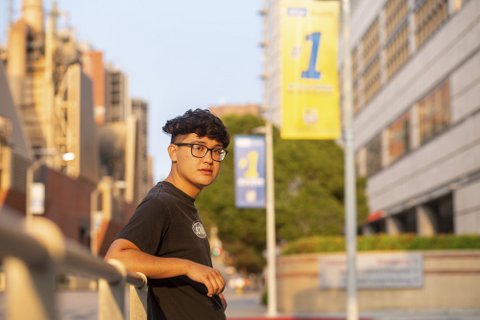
341,0,359,319
265,119,277,317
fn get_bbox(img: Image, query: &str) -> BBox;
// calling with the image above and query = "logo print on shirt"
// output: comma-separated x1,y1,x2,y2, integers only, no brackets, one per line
192,221,207,239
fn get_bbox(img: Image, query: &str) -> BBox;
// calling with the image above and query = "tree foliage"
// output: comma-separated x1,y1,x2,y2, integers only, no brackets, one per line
196,114,368,274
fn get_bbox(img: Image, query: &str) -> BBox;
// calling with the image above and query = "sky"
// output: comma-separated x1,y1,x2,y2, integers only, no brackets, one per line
0,0,264,181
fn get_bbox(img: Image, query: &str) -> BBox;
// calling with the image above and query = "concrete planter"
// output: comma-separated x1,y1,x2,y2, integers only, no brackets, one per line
276,250,480,313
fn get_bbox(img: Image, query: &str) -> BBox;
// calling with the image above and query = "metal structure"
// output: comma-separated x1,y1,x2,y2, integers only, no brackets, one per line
0,212,147,320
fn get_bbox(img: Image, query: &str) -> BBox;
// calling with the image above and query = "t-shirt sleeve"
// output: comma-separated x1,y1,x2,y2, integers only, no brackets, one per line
116,197,170,256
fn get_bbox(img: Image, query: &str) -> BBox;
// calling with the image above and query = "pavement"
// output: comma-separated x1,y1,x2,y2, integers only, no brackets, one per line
1,289,479,319
225,289,480,320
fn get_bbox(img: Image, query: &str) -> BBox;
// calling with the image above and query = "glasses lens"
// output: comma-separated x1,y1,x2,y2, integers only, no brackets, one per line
191,145,208,158
212,148,226,161
188,144,226,162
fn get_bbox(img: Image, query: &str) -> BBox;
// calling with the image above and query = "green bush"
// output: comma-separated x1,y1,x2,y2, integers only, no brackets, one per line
281,234,480,255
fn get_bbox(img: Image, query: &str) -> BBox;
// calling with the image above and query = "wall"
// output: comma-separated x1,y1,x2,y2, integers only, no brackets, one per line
276,251,480,313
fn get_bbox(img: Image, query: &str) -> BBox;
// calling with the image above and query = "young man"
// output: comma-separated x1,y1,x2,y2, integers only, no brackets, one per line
105,109,229,320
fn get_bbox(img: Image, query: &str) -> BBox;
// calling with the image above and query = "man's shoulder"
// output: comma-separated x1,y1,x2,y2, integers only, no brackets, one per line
138,183,176,208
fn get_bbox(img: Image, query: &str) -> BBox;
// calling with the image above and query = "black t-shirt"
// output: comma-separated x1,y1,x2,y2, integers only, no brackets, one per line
117,181,226,320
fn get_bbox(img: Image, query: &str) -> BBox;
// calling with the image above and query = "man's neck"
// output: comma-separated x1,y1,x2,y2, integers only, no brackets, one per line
165,175,201,199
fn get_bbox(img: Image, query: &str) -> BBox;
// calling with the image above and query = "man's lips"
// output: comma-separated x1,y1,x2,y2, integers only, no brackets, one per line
199,168,213,175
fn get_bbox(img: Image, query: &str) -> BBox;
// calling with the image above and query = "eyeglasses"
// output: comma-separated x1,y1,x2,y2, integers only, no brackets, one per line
174,143,228,162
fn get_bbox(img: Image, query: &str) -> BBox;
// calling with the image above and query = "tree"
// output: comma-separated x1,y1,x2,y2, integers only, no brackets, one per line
197,114,368,274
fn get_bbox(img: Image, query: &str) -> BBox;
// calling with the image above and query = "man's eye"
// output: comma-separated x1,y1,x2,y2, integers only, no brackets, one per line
213,148,224,155
193,145,206,151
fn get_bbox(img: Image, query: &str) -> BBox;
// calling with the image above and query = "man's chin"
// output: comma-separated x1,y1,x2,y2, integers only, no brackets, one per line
196,177,217,189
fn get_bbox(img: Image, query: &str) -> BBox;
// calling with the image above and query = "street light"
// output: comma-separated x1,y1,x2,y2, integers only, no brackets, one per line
252,120,277,317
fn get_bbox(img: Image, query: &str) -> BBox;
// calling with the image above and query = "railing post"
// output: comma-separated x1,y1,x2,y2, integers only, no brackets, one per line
129,272,148,320
4,216,66,320
4,257,57,320
99,259,126,320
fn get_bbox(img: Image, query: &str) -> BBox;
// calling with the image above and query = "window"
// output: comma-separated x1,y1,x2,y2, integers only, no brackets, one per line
418,80,450,144
414,0,449,48
366,134,383,176
363,57,381,104
351,48,361,115
384,0,409,80
361,18,381,105
387,112,410,163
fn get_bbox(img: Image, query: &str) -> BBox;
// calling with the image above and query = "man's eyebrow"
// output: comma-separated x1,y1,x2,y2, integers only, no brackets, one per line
191,140,223,148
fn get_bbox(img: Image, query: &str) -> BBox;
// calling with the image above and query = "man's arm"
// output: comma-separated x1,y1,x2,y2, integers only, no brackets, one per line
105,238,225,297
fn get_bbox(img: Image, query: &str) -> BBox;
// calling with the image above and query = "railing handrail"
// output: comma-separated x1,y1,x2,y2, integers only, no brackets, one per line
0,211,147,320
0,215,50,266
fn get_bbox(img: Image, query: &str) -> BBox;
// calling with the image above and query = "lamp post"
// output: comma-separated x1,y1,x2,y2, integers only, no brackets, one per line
265,119,277,317
341,0,358,319
252,120,277,317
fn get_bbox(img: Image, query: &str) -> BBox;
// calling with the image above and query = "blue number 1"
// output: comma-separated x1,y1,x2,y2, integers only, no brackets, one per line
301,32,321,79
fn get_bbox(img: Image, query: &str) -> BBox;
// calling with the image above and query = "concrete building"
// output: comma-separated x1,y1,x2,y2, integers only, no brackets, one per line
82,49,106,125
262,0,480,235
210,104,262,118
261,0,282,125
104,66,130,123
347,0,480,235
131,98,152,203
5,0,99,182
0,61,31,216
1,0,152,253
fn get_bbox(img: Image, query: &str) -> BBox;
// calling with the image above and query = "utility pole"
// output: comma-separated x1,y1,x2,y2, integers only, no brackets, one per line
265,119,277,317
341,0,358,319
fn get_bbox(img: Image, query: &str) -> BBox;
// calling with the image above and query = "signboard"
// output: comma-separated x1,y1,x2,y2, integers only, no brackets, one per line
234,135,266,208
319,253,423,289
30,182,45,215
280,0,340,140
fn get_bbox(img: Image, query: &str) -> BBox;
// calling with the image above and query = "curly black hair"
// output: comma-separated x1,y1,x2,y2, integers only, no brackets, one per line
162,109,230,147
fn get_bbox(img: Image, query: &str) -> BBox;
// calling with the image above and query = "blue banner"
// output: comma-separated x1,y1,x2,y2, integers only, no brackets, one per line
234,135,266,208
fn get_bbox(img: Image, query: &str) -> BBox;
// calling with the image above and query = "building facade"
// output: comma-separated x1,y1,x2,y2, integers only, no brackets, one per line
1,0,152,253
262,0,480,236
349,0,480,235
6,0,99,182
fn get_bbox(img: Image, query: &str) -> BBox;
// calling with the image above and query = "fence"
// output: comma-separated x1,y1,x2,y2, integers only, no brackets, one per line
0,212,147,320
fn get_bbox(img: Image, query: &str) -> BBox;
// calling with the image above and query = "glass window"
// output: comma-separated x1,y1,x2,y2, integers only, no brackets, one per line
366,134,383,176
387,112,410,163
418,80,450,144
360,18,381,106
414,0,449,48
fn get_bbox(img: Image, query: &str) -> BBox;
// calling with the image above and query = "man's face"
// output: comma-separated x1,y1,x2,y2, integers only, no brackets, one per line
169,133,224,196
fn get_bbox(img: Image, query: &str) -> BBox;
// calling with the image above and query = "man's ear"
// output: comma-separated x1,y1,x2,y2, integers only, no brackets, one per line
167,144,178,163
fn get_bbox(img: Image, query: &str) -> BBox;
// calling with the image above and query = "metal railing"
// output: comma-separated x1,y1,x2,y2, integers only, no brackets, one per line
0,212,147,320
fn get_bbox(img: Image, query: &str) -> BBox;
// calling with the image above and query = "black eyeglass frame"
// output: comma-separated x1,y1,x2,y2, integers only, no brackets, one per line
174,143,228,162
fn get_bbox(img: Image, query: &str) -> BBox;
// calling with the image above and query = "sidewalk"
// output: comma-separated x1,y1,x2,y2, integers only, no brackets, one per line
1,289,479,319
224,290,480,320
229,310,480,320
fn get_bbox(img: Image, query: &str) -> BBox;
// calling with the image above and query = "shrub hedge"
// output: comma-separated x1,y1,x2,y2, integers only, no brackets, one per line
281,234,480,255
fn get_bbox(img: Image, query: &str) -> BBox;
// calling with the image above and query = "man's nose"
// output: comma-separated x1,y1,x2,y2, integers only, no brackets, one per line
204,149,214,162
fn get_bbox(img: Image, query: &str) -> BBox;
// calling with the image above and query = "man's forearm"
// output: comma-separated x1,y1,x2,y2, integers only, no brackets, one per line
106,248,192,279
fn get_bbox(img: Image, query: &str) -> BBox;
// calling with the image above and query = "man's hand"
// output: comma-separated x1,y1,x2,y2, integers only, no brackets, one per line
185,262,225,297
